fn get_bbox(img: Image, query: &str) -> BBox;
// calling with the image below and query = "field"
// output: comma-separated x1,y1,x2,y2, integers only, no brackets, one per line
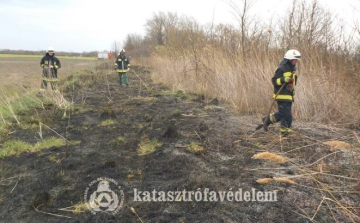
0,54,97,60
0,55,99,124
0,55,96,94
0,55,359,222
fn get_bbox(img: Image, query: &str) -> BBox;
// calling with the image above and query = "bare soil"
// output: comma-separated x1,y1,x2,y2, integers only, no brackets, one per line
0,65,359,223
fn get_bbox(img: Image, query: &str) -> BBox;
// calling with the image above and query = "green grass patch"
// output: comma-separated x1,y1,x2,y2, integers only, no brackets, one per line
0,137,66,158
172,109,182,117
0,93,44,125
133,96,157,105
0,125,9,142
0,84,75,128
186,142,205,155
59,71,83,92
0,140,32,158
0,86,21,96
0,54,42,59
99,119,118,126
48,154,58,162
153,90,177,97
59,56,97,60
34,137,66,152
69,140,81,146
58,70,100,93
137,137,163,156
110,136,125,147
152,89,191,101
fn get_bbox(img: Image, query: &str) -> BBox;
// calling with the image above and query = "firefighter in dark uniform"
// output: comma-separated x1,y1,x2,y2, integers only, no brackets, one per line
114,49,130,86
261,49,301,136
39,47,61,93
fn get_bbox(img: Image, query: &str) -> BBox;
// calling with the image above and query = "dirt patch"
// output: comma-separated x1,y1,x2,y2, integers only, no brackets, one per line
0,65,359,223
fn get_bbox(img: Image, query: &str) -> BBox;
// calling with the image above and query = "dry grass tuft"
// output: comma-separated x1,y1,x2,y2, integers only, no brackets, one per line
273,177,297,185
323,140,352,152
252,151,288,163
59,202,89,214
256,178,274,184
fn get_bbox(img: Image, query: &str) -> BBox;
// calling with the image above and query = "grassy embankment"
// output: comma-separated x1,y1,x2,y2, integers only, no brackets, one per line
0,54,102,157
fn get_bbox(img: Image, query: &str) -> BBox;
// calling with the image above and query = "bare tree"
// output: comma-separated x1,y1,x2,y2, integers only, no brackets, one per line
225,0,257,59
110,40,121,56
123,33,152,57
145,12,179,46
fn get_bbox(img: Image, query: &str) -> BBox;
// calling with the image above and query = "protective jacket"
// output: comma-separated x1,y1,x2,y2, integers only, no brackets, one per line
271,59,297,102
115,55,130,72
40,53,61,76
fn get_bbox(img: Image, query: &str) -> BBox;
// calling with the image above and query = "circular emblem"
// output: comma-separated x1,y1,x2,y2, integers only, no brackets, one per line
84,177,124,215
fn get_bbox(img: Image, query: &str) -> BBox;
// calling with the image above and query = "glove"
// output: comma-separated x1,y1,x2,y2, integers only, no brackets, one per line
284,77,294,83
114,65,117,70
286,83,294,91
286,77,295,91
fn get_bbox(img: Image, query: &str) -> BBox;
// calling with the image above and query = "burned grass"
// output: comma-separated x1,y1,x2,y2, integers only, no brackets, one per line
0,65,359,222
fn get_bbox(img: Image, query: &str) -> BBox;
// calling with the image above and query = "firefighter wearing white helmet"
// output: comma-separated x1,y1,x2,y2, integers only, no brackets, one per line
39,46,61,94
284,49,301,60
114,48,130,86
259,49,301,136
47,47,55,53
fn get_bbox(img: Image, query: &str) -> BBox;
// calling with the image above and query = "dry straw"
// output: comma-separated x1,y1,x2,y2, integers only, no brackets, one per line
323,140,352,151
131,207,144,223
273,177,297,185
256,178,274,184
252,152,288,163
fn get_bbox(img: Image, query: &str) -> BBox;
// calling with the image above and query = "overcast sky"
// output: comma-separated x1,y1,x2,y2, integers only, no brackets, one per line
0,0,358,52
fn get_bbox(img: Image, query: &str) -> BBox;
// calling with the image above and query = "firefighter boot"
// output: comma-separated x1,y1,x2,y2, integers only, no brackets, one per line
262,113,276,132
261,115,271,132
280,128,292,137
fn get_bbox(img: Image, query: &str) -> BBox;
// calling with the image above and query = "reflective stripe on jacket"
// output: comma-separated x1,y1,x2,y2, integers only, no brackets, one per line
115,55,130,72
271,59,297,102
40,53,61,76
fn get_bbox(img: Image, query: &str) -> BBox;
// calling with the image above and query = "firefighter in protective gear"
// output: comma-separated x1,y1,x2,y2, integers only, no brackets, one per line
39,47,61,93
114,49,130,86
261,49,301,136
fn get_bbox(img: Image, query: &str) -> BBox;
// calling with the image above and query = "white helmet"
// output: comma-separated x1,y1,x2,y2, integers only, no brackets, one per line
47,47,55,53
284,49,301,60
118,49,125,55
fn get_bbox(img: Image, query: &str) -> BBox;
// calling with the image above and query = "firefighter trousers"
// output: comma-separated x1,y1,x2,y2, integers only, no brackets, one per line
40,68,58,91
273,101,293,130
118,72,128,85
